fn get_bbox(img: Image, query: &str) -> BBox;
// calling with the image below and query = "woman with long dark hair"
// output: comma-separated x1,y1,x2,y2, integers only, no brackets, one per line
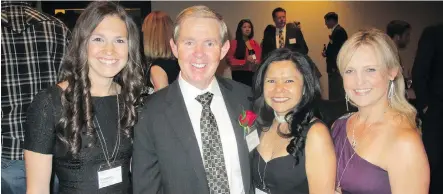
251,48,336,194
227,19,262,86
24,2,144,193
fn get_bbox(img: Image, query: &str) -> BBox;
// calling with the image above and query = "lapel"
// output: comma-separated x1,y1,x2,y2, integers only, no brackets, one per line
164,81,208,187
270,26,277,50
217,77,251,193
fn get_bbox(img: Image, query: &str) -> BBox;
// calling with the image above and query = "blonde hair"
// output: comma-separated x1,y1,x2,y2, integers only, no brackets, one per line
337,28,417,128
142,11,174,60
173,5,228,44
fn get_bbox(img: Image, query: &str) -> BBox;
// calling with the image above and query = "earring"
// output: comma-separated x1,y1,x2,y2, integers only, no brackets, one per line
388,80,395,99
345,94,349,111
302,87,306,95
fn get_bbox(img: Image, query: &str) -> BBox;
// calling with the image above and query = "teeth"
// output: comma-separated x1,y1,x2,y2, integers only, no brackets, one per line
272,97,289,102
192,63,206,69
99,59,117,65
355,89,371,93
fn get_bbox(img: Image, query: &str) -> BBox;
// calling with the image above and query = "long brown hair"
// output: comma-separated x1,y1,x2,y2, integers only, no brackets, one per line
57,1,144,156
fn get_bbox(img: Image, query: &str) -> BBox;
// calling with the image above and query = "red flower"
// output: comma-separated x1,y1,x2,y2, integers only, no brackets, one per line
238,110,257,127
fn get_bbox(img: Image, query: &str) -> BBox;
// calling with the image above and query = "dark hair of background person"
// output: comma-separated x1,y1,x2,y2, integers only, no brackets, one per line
57,1,144,157
252,48,322,165
234,19,255,60
386,20,411,38
272,7,286,18
324,12,338,22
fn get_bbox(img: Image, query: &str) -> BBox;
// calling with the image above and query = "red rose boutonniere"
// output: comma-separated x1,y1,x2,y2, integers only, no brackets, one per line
238,110,257,136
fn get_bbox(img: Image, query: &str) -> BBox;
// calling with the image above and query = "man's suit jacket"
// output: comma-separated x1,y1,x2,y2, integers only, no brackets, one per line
412,24,443,113
261,23,309,60
132,77,253,194
325,24,348,73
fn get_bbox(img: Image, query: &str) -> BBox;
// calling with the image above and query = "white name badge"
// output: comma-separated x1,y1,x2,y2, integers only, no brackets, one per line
289,38,297,44
251,54,257,60
255,187,268,194
98,166,122,189
246,130,260,152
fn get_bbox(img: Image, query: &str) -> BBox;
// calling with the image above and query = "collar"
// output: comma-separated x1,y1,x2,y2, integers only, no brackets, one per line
276,24,286,34
178,72,222,102
1,1,34,31
331,24,339,32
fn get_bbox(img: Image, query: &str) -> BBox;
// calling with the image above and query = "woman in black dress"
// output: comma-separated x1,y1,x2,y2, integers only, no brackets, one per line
24,2,144,193
251,49,336,194
142,11,180,92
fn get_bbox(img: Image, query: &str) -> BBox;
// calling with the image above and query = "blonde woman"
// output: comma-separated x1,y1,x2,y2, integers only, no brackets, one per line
142,11,179,91
331,28,429,194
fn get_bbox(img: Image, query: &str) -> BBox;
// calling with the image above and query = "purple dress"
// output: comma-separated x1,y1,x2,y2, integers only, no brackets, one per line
332,114,391,194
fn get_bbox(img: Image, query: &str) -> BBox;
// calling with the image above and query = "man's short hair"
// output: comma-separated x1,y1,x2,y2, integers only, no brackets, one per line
386,20,411,38
173,5,228,43
324,12,338,22
272,7,286,18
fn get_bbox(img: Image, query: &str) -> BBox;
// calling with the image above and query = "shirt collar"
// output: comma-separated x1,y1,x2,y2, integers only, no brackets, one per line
331,24,339,32
178,72,222,102
276,25,286,34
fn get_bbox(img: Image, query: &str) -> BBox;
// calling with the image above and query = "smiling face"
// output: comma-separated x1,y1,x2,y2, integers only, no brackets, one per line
87,15,128,82
342,45,397,108
264,60,304,116
170,17,229,89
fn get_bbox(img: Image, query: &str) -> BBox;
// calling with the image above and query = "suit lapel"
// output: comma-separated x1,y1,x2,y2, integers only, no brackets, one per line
271,27,277,50
164,81,208,187
217,78,251,193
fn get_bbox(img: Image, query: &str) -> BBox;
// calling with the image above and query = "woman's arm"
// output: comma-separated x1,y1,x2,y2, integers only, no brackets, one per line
226,40,246,66
25,151,53,194
305,122,336,194
23,88,58,194
388,130,430,194
251,39,262,64
150,65,169,91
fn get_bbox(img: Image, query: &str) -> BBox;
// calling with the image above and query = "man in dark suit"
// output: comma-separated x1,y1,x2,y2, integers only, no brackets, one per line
132,5,253,194
322,12,348,101
261,7,309,59
412,24,443,194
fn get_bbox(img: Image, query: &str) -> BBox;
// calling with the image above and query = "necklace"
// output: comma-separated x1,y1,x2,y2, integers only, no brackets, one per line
351,109,387,149
274,111,290,123
257,129,290,193
336,111,386,193
94,92,121,167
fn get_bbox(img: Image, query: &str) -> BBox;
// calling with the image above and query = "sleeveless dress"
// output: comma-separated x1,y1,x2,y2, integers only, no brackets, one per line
251,120,322,194
332,114,391,194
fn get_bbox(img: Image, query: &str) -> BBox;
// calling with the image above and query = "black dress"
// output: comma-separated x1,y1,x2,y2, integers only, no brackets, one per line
149,58,180,85
251,122,315,194
24,86,132,194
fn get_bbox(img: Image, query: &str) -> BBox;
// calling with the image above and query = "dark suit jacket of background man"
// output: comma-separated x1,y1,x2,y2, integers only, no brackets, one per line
325,24,348,74
412,24,443,194
132,77,253,194
261,22,309,59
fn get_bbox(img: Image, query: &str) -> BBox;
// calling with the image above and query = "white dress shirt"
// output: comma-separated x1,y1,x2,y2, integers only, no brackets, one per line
178,74,245,194
275,25,287,48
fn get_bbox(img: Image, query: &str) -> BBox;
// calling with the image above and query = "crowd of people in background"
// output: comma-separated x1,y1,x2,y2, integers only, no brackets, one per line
2,1,442,194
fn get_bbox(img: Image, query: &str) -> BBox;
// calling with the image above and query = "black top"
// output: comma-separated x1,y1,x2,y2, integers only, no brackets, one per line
24,86,132,194
251,120,321,194
149,58,180,85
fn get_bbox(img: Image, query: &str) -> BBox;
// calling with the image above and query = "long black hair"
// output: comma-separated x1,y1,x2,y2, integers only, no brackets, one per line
57,1,144,156
234,19,254,60
252,48,321,165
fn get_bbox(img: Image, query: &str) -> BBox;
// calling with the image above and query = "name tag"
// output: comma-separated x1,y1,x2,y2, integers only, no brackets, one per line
98,166,122,189
289,38,297,44
246,130,260,152
255,187,268,194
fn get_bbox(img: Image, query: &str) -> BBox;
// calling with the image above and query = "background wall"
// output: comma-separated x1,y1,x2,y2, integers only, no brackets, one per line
152,1,443,99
